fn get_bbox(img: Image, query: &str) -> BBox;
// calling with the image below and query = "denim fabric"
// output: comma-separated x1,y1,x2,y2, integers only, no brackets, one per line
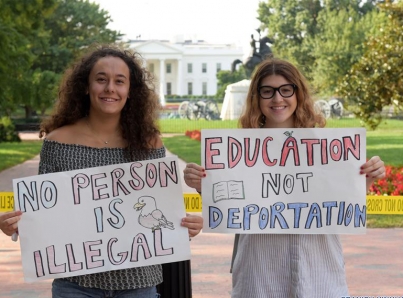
52,279,160,298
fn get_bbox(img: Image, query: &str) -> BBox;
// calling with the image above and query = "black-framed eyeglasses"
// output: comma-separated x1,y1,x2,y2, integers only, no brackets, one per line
258,84,297,99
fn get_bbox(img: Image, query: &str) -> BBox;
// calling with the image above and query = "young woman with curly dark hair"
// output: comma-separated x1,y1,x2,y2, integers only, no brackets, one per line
39,44,161,160
1,44,202,298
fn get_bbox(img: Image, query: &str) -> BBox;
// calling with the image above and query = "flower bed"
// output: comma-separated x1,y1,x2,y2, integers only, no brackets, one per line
369,165,403,196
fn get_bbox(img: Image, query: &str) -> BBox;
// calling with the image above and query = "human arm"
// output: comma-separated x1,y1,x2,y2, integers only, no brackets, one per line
0,211,22,236
360,156,386,192
181,213,203,238
183,163,205,193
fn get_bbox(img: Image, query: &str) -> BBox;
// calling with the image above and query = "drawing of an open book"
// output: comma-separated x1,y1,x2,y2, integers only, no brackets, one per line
212,180,245,203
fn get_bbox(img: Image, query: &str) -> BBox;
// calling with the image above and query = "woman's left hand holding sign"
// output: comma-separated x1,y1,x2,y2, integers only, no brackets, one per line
0,210,22,236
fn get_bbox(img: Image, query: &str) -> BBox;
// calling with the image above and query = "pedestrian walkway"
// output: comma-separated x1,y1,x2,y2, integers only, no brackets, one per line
1,133,402,297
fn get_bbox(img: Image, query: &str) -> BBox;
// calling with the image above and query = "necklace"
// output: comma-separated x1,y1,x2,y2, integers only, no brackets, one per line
86,119,112,145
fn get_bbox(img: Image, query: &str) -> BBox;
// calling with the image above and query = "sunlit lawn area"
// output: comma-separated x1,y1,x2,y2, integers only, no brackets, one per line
0,141,43,172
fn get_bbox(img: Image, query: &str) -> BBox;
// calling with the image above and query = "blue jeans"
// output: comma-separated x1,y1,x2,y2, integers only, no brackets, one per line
52,278,160,298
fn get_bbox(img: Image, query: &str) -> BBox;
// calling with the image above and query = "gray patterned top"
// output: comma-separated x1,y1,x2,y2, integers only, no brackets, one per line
39,139,165,290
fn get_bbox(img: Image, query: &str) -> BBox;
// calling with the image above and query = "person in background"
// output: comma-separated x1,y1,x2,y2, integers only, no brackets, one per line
183,57,385,298
0,44,202,298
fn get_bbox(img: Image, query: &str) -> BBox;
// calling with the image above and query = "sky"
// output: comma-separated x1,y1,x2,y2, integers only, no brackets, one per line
91,0,263,54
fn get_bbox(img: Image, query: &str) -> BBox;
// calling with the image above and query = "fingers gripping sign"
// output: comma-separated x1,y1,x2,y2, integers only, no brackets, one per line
0,210,22,237
360,156,386,192
183,163,206,193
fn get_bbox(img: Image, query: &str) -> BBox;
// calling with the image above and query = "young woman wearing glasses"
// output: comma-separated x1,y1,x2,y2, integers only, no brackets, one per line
183,58,385,297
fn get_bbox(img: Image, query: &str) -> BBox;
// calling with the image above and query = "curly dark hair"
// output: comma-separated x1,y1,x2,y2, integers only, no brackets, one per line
39,44,161,159
239,57,325,129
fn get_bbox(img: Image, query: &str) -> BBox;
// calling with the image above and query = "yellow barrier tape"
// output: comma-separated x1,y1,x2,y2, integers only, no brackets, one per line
366,195,403,215
183,193,202,213
0,192,14,212
2,192,402,214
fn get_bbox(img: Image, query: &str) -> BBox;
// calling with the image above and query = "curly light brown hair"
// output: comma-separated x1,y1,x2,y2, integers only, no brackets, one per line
239,58,325,129
39,44,161,159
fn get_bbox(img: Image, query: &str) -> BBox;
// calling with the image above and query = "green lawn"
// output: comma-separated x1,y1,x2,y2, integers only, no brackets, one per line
159,118,403,133
0,141,43,171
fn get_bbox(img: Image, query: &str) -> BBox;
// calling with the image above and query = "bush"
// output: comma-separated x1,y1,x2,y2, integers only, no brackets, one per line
0,117,21,142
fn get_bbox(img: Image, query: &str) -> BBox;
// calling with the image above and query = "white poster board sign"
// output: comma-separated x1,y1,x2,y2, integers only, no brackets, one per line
12,156,191,282
201,128,367,234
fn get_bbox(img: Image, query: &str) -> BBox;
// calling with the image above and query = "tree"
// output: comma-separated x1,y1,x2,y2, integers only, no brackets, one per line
0,0,57,116
257,0,322,75
17,0,123,118
307,5,385,96
338,1,403,129
0,0,123,118
257,0,379,86
34,0,123,74
216,67,248,100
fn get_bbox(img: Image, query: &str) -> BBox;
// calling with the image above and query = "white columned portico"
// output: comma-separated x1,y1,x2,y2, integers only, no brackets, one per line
159,59,166,106
176,59,182,95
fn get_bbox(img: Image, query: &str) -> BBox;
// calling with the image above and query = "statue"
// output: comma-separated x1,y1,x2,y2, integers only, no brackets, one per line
232,30,274,77
249,34,257,57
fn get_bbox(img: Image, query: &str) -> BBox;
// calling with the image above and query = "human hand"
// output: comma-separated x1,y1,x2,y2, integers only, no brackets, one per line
181,213,203,238
361,156,386,192
0,210,22,236
183,163,205,193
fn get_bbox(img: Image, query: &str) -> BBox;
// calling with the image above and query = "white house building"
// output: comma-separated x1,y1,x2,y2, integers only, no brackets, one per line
130,37,243,97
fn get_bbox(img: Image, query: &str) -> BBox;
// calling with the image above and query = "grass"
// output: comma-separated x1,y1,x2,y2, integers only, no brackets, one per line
159,118,403,133
163,136,202,166
366,215,403,228
0,141,43,172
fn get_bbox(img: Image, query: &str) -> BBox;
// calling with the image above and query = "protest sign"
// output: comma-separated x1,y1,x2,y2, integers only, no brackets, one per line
12,156,191,282
201,128,367,234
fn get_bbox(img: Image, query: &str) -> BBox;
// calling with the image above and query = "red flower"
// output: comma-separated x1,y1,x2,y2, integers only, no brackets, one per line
369,165,403,196
185,130,201,142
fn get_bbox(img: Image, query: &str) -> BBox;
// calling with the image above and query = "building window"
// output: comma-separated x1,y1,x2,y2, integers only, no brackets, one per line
166,82,172,95
149,63,154,74
187,63,193,73
202,63,207,73
188,82,193,95
216,63,221,72
166,63,172,74
202,82,207,95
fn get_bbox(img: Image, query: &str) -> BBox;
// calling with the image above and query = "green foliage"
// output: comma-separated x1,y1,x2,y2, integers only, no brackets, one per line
0,0,57,115
338,1,403,129
35,0,123,74
308,7,385,95
0,0,123,119
257,1,379,84
216,66,247,99
257,0,322,74
0,117,21,143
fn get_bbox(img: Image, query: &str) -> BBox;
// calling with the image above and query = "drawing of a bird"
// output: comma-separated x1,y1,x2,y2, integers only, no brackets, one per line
133,196,174,232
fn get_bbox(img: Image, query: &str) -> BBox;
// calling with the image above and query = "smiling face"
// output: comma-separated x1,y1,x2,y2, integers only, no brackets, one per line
88,56,130,117
259,74,297,128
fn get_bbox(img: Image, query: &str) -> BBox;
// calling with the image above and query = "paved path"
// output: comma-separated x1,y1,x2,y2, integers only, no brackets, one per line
1,133,402,297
